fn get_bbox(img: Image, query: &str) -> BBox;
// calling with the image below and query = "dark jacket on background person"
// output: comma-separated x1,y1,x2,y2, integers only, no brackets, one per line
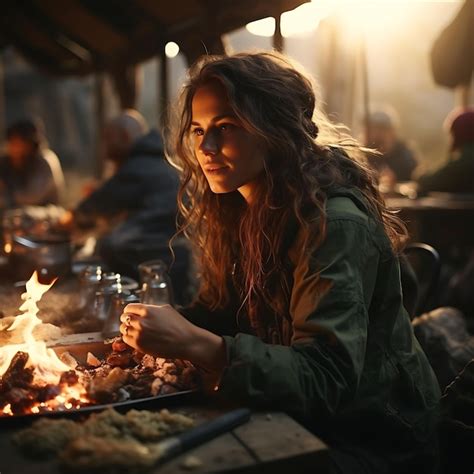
181,187,440,474
0,149,64,208
75,130,190,300
369,140,418,182
417,143,474,195
75,129,178,224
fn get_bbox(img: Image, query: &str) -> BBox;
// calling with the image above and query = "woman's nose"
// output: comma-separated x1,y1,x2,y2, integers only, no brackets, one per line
199,129,219,155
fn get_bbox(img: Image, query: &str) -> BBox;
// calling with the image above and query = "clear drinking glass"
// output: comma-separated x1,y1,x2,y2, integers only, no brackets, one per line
102,291,140,338
138,259,173,305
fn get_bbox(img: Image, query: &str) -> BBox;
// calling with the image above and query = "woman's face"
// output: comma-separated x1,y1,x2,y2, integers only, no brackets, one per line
190,80,266,203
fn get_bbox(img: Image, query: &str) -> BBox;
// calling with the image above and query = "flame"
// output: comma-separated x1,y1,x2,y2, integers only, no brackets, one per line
4,242,12,254
0,271,70,384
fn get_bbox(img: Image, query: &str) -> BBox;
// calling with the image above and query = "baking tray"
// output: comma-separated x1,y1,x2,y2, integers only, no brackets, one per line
0,339,202,427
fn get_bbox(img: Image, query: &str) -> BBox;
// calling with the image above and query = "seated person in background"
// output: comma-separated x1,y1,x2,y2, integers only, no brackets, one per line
417,107,474,195
365,107,419,188
0,119,64,208
72,110,192,304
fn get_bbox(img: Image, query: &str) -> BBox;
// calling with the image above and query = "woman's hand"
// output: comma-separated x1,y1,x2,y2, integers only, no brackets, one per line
119,303,227,372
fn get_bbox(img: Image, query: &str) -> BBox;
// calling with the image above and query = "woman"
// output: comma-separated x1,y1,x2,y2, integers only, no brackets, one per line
120,52,440,473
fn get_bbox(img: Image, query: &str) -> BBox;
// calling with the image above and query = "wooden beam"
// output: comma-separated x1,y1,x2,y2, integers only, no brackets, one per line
0,10,86,67
31,0,127,56
134,0,201,25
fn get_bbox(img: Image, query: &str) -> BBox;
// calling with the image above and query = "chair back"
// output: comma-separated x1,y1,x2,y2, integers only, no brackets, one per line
404,242,441,315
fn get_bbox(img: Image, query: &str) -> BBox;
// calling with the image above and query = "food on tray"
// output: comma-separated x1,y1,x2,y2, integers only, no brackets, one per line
14,408,195,472
0,337,200,416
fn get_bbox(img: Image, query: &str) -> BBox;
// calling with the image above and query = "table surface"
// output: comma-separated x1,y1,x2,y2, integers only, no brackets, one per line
386,195,474,211
0,406,329,474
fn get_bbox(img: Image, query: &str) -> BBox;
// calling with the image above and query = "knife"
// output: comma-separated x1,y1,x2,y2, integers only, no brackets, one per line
155,408,251,464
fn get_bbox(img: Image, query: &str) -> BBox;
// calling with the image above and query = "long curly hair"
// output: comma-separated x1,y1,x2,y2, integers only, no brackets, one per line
167,52,407,338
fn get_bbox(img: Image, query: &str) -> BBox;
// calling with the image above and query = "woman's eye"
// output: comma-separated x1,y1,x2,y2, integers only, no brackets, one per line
191,128,204,136
219,123,234,132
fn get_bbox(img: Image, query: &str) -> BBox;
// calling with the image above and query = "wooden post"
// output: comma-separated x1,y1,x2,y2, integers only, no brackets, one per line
110,63,139,109
322,18,338,116
273,15,284,52
455,83,471,107
94,73,105,178
0,52,5,145
159,48,168,129
360,36,371,145
346,42,358,132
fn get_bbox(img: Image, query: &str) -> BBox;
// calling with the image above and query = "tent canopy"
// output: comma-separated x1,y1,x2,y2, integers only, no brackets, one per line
430,0,474,89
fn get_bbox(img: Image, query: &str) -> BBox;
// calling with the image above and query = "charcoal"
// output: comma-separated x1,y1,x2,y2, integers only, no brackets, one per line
37,384,61,402
2,352,34,388
59,370,79,386
7,387,35,414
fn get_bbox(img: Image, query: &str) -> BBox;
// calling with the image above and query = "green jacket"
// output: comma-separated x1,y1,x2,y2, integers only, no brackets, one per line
182,188,440,473
417,143,474,194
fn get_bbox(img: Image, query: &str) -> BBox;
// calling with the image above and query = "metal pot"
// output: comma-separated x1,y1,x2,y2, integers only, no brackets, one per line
9,233,71,280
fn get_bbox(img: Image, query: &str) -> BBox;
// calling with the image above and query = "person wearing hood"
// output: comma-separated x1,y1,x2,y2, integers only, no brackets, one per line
72,110,191,303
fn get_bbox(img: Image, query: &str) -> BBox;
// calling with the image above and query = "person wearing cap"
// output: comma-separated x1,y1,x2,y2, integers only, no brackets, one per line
366,107,419,185
417,107,474,195
0,119,64,208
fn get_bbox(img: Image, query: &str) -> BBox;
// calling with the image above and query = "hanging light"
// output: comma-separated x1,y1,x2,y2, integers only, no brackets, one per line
165,42,180,59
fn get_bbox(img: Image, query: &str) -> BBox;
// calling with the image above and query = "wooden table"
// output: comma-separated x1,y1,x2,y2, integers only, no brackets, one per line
0,408,329,474
386,195,474,253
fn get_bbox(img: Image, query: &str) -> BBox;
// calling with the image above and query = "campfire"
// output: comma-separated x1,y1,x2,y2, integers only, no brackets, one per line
0,272,90,416
0,272,199,418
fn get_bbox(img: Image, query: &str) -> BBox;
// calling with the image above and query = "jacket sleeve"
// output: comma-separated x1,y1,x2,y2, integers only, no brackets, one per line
74,172,143,225
179,297,241,337
217,218,375,419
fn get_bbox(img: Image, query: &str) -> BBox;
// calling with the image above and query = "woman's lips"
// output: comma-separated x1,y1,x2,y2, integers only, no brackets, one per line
205,165,229,174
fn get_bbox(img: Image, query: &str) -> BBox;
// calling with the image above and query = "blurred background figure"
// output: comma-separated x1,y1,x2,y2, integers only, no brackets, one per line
417,107,474,195
365,106,419,189
0,118,64,208
67,109,192,304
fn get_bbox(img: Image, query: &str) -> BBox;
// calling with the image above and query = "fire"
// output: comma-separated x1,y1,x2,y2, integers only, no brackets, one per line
0,271,71,384
0,272,92,416
4,242,12,254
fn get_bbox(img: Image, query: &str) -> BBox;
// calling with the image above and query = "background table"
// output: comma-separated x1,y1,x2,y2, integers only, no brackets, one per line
386,195,474,253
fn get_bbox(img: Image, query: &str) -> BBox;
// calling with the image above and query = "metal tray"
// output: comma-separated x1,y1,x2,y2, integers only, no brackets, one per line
1,339,201,426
